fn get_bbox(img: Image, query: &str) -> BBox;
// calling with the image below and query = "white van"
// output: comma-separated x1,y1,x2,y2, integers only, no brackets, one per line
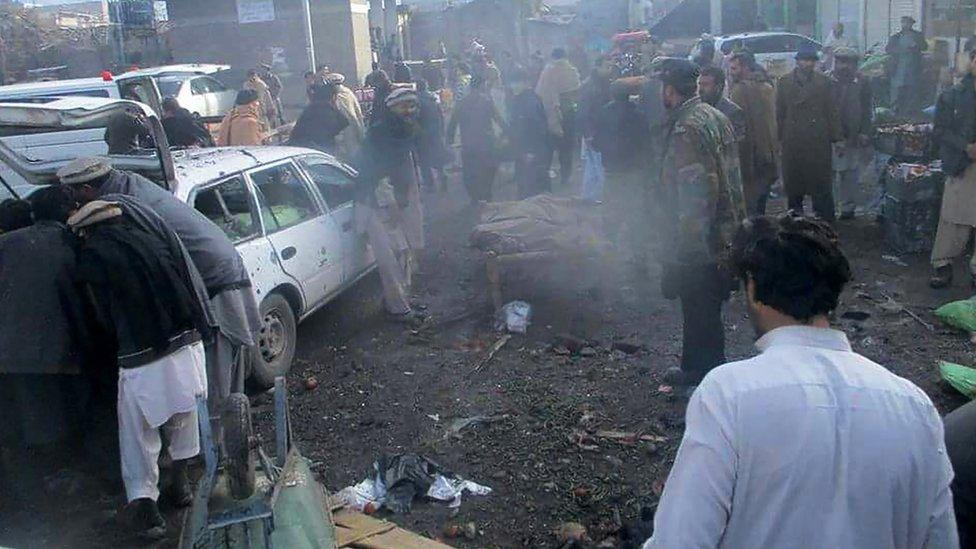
0,64,234,120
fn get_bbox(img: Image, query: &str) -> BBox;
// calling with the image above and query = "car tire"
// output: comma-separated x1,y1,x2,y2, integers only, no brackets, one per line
249,293,297,390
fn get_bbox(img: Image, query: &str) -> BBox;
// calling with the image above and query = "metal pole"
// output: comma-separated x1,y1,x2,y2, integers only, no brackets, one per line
302,0,316,72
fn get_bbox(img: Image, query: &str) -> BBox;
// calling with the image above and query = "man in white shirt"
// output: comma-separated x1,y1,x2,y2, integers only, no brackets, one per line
645,214,959,548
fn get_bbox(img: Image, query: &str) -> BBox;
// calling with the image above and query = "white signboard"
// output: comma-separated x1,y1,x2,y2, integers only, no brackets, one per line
237,0,276,24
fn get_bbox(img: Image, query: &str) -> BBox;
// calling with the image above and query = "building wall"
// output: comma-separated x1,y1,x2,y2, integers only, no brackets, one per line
165,0,371,108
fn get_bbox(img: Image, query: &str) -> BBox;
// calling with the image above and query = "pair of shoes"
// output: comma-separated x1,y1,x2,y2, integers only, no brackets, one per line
118,498,166,539
930,265,954,289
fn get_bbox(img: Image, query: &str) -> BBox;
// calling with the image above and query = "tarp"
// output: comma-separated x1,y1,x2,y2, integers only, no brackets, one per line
469,193,605,256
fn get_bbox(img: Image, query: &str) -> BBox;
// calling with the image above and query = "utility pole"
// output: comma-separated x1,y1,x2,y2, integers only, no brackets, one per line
302,0,316,72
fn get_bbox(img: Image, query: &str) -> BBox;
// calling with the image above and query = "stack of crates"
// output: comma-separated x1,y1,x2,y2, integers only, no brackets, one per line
880,160,945,253
875,123,944,254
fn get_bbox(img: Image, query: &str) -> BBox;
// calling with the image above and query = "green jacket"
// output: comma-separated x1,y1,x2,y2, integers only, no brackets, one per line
659,97,745,265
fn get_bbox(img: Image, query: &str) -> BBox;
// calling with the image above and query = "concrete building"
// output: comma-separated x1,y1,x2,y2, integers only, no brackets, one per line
817,0,922,51
165,0,372,106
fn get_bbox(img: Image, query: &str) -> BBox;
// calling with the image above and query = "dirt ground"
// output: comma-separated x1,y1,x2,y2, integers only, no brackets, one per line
1,170,972,548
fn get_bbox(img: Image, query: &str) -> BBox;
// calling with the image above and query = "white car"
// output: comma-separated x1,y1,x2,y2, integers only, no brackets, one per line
0,98,375,387
0,64,235,120
712,32,823,78
153,72,237,120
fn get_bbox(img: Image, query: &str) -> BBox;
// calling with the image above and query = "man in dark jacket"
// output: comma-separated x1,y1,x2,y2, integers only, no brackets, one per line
104,110,154,155
57,158,261,441
886,16,928,117
353,88,426,324
698,65,745,142
930,49,976,288
829,47,873,219
161,97,214,149
289,82,349,154
579,57,615,200
777,43,842,221
592,81,650,247
415,78,448,192
67,196,211,538
447,75,505,204
507,68,551,199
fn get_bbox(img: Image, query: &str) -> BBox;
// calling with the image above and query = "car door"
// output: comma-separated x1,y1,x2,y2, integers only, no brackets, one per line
247,160,342,308
189,77,217,118
189,174,283,302
298,154,373,282
200,76,236,118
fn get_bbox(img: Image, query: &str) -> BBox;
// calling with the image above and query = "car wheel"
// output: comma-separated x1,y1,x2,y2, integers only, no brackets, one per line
249,293,296,389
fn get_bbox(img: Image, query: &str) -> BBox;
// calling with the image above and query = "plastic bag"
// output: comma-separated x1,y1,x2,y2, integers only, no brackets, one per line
935,299,976,332
495,300,532,333
581,142,605,201
940,361,976,399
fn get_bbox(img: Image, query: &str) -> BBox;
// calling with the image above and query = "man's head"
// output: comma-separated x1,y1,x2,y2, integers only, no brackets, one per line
832,22,844,36
371,61,380,71
56,157,113,204
29,185,79,224
729,215,851,337
968,48,976,77
316,64,330,75
729,51,755,82
551,47,567,60
385,88,419,119
698,65,726,105
901,16,915,32
653,57,700,110
310,82,338,104
304,70,315,84
246,69,259,80
235,89,259,107
161,96,181,116
795,43,819,74
833,47,860,75
0,199,32,233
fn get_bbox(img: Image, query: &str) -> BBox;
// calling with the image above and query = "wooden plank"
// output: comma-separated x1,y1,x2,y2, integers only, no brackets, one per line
334,510,397,547
350,526,455,549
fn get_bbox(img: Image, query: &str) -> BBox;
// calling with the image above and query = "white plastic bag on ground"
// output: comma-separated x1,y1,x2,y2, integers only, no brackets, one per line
335,478,385,512
426,475,493,508
495,300,532,333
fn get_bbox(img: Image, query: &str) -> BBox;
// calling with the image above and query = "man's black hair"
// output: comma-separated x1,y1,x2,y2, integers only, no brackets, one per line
551,47,567,60
700,65,726,91
316,64,330,73
29,186,78,224
235,89,259,106
729,214,852,321
304,70,315,78
161,96,180,113
730,49,757,68
247,69,258,77
457,62,471,74
0,198,32,232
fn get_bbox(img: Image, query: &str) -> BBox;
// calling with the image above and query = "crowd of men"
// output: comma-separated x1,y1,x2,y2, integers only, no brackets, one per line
4,17,976,546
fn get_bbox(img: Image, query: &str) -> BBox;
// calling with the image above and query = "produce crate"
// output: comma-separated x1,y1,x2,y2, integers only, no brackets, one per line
881,163,945,253
874,123,934,160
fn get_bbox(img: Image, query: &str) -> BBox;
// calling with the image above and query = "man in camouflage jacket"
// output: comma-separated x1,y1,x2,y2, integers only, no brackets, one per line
653,58,746,393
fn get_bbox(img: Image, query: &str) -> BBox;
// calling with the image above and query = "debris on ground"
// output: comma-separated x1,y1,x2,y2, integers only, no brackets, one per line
495,300,532,333
881,254,909,267
940,361,976,399
304,376,319,391
335,454,492,514
333,508,454,548
555,522,589,544
555,333,588,354
444,414,508,439
470,334,512,374
443,521,478,540
841,310,871,321
612,339,643,355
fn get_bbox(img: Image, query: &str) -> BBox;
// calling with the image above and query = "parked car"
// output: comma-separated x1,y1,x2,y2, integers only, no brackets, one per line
712,32,823,78
0,64,234,121
0,97,375,387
